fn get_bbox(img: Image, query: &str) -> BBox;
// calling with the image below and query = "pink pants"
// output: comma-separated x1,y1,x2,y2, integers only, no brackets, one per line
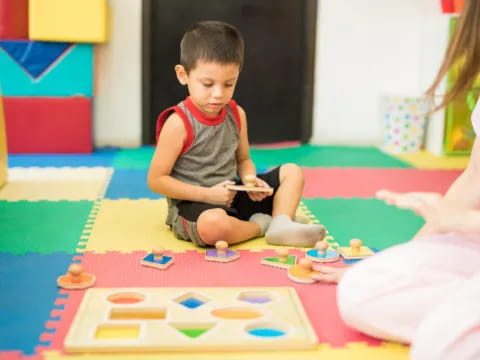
337,233,480,360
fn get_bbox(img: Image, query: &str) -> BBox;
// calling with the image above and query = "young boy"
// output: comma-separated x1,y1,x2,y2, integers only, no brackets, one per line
147,20,325,248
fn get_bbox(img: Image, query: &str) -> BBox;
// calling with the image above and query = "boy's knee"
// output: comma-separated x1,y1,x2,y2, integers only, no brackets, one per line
197,208,232,245
280,163,303,182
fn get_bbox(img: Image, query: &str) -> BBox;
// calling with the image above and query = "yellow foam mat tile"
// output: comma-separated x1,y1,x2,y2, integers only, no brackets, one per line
84,199,328,254
43,342,408,359
392,150,469,169
0,167,112,201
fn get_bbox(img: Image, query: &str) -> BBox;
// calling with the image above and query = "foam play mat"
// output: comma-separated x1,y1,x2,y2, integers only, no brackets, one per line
1,145,467,359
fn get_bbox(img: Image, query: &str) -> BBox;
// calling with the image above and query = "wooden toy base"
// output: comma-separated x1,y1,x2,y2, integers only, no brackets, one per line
205,249,239,262
287,265,319,284
261,255,297,269
226,184,273,194
339,246,374,260
305,249,339,263
64,287,318,352
57,273,96,290
141,253,174,269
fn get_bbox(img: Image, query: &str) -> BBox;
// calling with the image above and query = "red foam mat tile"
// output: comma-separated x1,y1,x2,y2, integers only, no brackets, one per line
45,250,380,352
303,167,462,198
4,97,92,153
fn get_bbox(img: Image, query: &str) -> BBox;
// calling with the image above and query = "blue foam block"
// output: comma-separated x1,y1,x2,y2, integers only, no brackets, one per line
0,41,71,78
0,252,73,354
105,169,164,200
0,43,93,96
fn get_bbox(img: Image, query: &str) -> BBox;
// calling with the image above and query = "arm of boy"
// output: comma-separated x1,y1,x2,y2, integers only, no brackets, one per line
235,106,272,202
147,113,236,206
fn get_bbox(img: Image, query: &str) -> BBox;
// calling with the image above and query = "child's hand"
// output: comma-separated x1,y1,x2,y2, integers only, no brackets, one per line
244,177,272,202
208,180,237,207
376,190,472,234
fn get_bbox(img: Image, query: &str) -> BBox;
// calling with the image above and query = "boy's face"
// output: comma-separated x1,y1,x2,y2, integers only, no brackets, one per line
175,61,240,117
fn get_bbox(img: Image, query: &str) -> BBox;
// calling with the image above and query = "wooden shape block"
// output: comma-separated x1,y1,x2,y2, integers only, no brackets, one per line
141,250,174,270
205,248,240,263
305,249,339,263
4,96,92,153
338,246,374,260
205,241,240,263
226,184,273,194
57,264,96,290
0,0,29,39
0,43,93,97
29,0,108,43
0,90,6,187
64,287,318,352
287,259,319,284
261,255,297,269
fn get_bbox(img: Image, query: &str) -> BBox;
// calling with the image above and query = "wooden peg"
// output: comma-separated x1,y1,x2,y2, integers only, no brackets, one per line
57,264,96,290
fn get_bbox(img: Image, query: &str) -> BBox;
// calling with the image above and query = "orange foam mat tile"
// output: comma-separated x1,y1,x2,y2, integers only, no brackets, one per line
42,342,408,359
84,199,324,254
0,167,112,201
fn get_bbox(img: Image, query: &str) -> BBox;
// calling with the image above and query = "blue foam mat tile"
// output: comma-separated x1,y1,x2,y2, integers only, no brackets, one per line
7,148,119,167
0,252,73,355
105,169,164,199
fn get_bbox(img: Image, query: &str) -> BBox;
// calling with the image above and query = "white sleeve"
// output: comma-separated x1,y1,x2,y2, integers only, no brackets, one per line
472,99,480,136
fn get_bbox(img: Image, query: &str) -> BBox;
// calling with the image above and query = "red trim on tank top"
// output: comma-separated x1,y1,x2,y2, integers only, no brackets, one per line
184,96,227,126
155,105,194,155
228,99,242,132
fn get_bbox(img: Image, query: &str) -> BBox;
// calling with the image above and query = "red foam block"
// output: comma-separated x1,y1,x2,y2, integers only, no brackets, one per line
303,167,461,198
4,97,92,153
441,0,455,13
0,0,29,39
43,250,380,353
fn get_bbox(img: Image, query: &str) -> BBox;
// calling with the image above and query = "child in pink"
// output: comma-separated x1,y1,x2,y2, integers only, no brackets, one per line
325,75,480,360
314,0,480,356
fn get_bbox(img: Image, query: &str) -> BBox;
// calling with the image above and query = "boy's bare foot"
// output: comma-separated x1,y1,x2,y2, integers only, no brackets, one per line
310,265,347,284
266,215,326,247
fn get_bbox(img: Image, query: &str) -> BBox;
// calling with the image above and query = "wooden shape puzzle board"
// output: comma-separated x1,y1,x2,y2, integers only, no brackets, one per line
65,287,318,353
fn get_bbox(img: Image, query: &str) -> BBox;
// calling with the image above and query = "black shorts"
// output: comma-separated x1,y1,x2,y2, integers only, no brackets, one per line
171,167,280,246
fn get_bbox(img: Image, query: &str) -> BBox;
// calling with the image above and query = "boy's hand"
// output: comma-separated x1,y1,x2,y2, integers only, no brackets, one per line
208,180,237,207
376,190,472,234
244,176,272,202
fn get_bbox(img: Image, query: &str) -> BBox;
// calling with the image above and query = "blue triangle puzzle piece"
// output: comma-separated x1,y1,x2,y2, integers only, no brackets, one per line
0,40,72,79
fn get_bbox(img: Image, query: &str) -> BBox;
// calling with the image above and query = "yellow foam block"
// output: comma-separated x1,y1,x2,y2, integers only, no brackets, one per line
83,200,328,254
29,0,108,43
393,150,469,169
0,91,6,188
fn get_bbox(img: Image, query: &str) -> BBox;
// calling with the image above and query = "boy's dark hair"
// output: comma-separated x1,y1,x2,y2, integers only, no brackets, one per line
180,21,244,73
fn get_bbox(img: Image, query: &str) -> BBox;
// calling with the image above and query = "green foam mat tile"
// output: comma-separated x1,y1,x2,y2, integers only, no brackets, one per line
112,147,155,169
250,145,412,168
302,198,424,250
0,201,94,254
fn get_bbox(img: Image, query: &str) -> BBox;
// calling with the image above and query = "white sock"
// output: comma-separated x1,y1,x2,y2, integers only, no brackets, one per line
249,213,272,237
266,215,326,247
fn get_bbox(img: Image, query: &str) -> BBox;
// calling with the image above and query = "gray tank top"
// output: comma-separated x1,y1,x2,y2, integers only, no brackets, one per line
156,97,241,225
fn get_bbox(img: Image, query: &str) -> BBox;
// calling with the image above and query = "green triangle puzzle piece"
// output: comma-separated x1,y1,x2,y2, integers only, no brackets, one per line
263,255,296,266
178,328,210,338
